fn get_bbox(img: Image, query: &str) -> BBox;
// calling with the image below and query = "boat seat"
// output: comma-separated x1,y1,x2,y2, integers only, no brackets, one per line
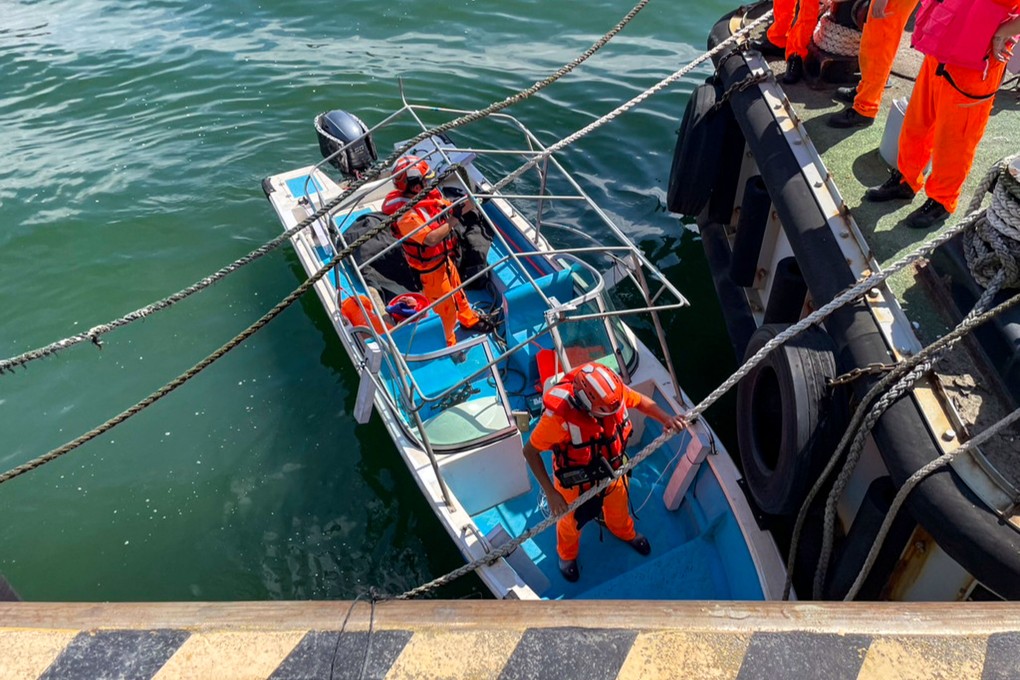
502,268,575,393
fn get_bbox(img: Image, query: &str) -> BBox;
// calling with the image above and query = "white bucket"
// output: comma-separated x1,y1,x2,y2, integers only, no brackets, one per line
879,97,908,168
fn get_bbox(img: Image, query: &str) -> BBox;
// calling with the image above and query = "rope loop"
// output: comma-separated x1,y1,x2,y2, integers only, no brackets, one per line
963,156,1020,290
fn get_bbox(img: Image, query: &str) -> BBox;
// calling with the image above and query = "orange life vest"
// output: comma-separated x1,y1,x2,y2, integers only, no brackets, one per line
542,367,634,488
912,0,1016,72
382,189,459,273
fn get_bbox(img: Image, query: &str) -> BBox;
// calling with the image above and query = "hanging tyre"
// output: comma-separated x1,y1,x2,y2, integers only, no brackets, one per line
666,78,731,217
736,323,848,515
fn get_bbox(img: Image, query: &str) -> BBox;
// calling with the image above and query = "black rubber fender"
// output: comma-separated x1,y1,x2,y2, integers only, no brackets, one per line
736,323,848,516
666,79,731,217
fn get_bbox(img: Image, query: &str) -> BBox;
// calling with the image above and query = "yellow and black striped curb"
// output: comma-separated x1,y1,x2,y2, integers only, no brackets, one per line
2,601,1020,679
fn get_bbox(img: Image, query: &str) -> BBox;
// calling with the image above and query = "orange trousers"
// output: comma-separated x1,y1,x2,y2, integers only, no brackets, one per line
420,261,479,346
897,55,1006,213
767,0,798,49
853,0,921,118
785,0,821,59
555,476,635,561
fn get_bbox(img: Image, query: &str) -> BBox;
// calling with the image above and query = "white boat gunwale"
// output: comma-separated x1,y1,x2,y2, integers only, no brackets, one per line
263,98,789,600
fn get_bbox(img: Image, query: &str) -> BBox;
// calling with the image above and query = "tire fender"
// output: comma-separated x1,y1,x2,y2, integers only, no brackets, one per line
736,323,848,515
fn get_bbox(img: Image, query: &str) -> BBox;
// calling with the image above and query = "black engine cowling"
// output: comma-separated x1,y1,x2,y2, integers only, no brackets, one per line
314,110,377,177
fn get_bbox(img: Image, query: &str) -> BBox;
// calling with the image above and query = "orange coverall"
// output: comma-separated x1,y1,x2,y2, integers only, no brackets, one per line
528,388,643,561
767,0,798,50
853,0,922,119
897,53,1012,212
785,0,821,60
395,208,480,346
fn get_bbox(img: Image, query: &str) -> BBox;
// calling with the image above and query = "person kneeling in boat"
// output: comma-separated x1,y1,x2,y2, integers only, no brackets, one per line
383,155,491,346
522,362,688,583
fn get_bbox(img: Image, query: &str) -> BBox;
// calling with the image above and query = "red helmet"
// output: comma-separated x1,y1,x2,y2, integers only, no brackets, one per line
391,155,435,193
572,363,625,417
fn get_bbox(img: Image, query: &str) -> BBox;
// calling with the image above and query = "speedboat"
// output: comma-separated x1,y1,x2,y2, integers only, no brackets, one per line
261,95,787,599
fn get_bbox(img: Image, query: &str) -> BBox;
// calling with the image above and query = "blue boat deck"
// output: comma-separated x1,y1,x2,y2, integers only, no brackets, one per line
473,418,764,600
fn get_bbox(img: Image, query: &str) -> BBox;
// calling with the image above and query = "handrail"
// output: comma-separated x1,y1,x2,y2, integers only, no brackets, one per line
297,100,693,433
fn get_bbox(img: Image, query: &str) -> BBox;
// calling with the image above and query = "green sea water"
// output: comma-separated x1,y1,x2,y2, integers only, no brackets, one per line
0,0,740,601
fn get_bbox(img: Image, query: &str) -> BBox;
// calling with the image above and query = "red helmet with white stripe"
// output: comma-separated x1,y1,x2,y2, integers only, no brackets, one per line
391,155,435,193
572,363,625,417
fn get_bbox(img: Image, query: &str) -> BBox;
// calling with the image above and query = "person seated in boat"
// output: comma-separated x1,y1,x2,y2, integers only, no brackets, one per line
521,362,688,583
382,155,491,346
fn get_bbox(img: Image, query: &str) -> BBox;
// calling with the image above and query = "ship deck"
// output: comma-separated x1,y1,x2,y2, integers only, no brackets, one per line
755,27,1020,480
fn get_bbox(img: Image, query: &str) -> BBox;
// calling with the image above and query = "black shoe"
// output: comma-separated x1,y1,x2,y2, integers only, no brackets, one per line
782,55,804,85
748,36,784,57
464,316,494,334
559,558,579,582
864,171,915,202
903,198,950,230
834,85,857,104
627,534,651,556
827,107,874,129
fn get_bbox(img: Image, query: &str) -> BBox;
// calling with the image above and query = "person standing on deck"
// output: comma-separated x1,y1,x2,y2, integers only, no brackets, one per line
521,363,688,583
864,0,1020,229
383,156,491,346
750,0,819,84
827,0,922,128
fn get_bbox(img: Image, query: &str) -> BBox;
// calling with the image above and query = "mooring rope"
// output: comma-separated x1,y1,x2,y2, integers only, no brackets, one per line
802,282,1016,600
0,0,654,377
813,15,862,57
398,155,1020,600
780,155,1020,599
844,406,1020,601
0,168,459,486
963,154,1020,290
0,11,774,491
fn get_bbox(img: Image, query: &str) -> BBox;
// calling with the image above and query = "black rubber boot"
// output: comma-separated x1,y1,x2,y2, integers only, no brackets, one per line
782,55,804,85
864,170,915,202
903,198,950,229
559,558,580,582
834,85,857,104
628,534,651,556
749,36,785,57
827,107,874,129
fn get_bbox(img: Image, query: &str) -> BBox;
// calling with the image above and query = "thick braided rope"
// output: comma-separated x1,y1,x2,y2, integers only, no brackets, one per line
781,294,1020,599
0,172,455,486
810,271,1009,598
398,89,1020,600
813,15,862,57
395,13,782,600
485,12,773,195
964,157,1020,289
0,12,772,492
0,0,652,377
780,160,1018,599
812,156,1016,598
845,406,1020,601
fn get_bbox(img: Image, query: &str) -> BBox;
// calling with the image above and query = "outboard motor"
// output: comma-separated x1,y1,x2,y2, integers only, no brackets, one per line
314,110,378,177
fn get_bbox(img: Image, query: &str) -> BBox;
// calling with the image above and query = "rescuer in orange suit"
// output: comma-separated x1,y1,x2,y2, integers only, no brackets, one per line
522,363,688,582
383,156,490,346
864,1,1020,229
827,0,922,128
750,0,822,84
